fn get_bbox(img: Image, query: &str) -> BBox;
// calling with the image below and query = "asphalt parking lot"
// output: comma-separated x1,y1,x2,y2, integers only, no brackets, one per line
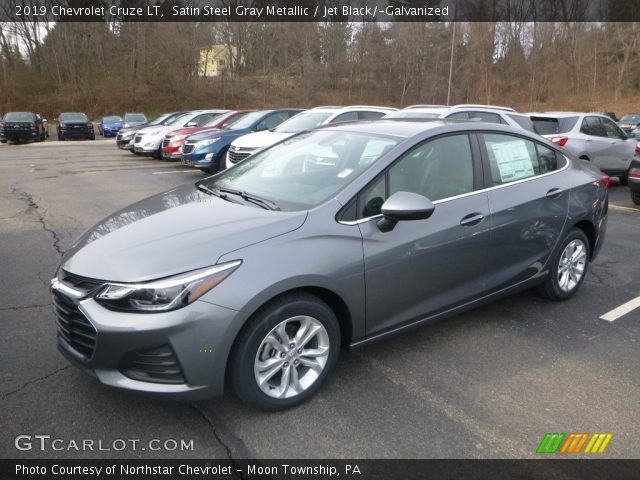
1,139,638,460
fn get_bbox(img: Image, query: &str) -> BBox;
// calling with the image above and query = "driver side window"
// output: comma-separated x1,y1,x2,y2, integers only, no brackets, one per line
356,134,474,219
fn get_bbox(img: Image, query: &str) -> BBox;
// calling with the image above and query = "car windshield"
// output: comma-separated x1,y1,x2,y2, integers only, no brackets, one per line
202,112,231,127
620,114,640,123
59,113,88,122
204,130,400,211
274,111,333,133
125,114,147,122
224,111,269,130
3,112,36,122
167,114,192,126
103,116,122,123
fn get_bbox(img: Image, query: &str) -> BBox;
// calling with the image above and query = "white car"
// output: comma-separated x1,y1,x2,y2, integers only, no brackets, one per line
224,105,396,169
133,110,228,157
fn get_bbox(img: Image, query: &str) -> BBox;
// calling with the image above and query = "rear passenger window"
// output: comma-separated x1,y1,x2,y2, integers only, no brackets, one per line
482,134,560,186
446,112,469,120
358,111,385,120
467,111,502,123
581,116,606,137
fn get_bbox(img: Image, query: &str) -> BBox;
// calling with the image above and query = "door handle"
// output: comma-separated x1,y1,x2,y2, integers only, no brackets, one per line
546,188,564,199
460,213,485,227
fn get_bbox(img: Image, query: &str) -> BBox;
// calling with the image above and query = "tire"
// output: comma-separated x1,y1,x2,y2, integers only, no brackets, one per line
90,134,95,140
229,293,341,411
632,192,640,205
619,175,628,186
0,140,6,144
538,228,590,301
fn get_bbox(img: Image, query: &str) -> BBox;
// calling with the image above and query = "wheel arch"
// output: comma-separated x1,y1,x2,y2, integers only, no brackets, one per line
223,286,354,387
572,220,596,259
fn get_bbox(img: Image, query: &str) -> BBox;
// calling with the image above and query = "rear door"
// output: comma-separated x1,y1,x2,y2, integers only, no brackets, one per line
579,116,619,168
479,132,569,292
599,116,636,174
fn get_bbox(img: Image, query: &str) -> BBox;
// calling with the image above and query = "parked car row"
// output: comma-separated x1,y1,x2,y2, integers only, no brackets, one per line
0,111,149,142
110,103,639,204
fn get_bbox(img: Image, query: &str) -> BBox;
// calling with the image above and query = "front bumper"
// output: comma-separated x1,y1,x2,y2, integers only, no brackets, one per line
181,150,223,169
59,129,93,139
133,137,162,154
102,128,120,137
1,130,39,141
55,295,247,401
162,146,183,160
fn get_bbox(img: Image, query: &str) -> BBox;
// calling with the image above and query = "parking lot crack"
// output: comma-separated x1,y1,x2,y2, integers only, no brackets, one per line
2,366,71,399
0,303,50,312
12,186,64,257
189,403,248,479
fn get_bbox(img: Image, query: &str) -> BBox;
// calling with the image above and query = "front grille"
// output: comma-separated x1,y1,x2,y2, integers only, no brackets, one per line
162,138,170,148
53,291,97,359
120,345,185,384
54,272,102,359
134,135,142,143
116,133,123,141
182,144,195,154
228,149,252,164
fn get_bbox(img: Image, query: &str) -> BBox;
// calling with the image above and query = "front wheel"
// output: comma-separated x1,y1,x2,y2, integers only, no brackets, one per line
538,228,590,301
229,293,341,411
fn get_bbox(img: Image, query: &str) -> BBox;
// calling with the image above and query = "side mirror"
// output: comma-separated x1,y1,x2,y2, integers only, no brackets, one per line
186,121,197,127
377,191,435,232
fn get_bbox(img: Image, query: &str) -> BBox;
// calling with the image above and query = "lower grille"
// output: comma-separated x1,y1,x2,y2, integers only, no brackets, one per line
134,135,142,144
162,138,170,148
116,133,123,141
182,144,195,154
228,149,252,164
120,345,185,384
53,290,97,359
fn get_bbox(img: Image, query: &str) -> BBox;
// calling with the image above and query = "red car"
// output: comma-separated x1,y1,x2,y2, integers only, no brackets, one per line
161,110,254,160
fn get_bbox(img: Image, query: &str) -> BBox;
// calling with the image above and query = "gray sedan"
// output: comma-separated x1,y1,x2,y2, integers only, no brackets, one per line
51,121,608,410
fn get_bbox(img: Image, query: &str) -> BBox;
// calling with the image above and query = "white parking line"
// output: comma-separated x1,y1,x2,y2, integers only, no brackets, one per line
152,170,198,175
600,295,640,322
609,204,640,214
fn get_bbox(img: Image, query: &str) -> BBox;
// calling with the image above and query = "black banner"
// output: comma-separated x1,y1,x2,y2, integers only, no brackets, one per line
2,459,640,480
1,0,640,22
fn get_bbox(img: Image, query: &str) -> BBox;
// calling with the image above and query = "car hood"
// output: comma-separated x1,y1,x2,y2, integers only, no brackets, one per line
232,131,295,149
61,183,307,283
166,126,224,139
187,128,248,142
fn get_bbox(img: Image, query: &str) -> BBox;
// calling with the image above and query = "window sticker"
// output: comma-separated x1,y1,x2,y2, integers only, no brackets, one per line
487,139,535,182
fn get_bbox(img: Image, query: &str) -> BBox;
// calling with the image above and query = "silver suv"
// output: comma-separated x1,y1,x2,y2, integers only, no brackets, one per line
528,112,637,184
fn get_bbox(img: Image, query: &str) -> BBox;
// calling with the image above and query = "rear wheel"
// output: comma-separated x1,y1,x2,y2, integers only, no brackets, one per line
538,228,590,301
631,192,640,205
229,293,341,411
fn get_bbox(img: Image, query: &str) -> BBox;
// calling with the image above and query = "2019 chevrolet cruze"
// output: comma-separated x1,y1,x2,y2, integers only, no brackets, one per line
52,121,608,410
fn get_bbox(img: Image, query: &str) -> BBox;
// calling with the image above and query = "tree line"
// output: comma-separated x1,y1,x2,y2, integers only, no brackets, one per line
0,20,639,118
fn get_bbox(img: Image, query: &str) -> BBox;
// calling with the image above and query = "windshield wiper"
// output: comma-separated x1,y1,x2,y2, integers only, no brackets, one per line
218,187,281,211
195,182,241,204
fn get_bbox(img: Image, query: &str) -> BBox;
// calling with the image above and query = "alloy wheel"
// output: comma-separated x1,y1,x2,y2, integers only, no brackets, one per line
557,239,587,292
254,315,330,399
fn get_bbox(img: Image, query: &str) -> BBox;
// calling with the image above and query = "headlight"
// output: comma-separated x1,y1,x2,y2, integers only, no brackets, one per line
195,137,220,150
124,123,130,128
122,131,134,140
95,261,241,312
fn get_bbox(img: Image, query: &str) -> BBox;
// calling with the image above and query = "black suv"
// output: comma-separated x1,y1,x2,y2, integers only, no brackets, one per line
57,112,95,140
0,112,48,143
